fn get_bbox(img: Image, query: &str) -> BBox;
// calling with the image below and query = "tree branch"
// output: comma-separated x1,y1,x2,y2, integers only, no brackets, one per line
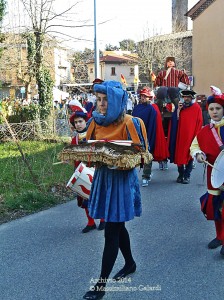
46,2,81,22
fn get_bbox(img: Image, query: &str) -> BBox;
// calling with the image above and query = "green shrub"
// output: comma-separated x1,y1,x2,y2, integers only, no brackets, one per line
0,140,74,221
8,103,40,123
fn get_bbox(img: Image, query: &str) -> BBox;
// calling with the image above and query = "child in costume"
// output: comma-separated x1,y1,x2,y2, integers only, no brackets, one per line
69,107,105,233
190,86,224,256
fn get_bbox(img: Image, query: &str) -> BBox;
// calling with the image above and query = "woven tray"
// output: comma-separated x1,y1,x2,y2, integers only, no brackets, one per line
59,142,153,169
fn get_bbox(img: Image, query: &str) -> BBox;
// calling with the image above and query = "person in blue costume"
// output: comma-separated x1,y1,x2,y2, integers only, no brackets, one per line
83,81,149,300
132,90,157,186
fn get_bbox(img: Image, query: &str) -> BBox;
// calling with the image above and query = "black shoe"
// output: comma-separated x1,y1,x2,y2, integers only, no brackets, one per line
182,177,190,184
208,238,222,249
82,224,96,233
113,262,136,281
220,246,224,256
176,176,183,183
98,222,105,231
83,290,105,300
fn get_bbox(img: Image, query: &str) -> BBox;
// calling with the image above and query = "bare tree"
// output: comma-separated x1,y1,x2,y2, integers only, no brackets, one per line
1,0,95,117
71,48,94,83
137,26,192,86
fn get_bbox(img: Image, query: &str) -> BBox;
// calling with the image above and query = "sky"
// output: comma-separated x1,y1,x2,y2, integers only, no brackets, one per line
66,0,198,49
4,0,199,51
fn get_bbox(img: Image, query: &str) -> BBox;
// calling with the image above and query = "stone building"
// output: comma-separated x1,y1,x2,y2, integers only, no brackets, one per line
0,34,72,100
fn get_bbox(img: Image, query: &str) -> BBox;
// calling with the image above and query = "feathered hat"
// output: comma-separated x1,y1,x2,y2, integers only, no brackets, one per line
206,85,224,109
69,106,87,126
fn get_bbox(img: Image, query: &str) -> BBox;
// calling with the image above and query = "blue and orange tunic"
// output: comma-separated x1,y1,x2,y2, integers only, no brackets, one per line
86,114,148,222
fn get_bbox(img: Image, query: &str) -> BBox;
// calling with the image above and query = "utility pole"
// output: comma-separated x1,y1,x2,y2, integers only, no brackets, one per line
94,0,100,79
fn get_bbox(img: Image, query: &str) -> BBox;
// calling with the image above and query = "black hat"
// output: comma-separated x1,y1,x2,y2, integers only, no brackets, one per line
180,90,196,98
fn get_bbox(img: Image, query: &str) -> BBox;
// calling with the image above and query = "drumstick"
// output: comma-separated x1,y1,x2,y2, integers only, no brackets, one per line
204,160,221,172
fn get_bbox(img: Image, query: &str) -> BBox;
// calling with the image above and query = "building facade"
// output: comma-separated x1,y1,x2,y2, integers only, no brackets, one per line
87,51,139,87
186,0,224,95
0,34,72,99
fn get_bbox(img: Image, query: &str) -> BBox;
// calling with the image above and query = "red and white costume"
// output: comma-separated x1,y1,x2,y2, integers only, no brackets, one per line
190,90,224,246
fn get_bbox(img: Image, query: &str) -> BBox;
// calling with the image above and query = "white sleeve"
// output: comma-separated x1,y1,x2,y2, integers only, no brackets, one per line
190,136,206,158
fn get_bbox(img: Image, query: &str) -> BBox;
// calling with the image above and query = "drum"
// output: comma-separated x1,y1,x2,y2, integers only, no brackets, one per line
66,162,95,199
211,150,224,188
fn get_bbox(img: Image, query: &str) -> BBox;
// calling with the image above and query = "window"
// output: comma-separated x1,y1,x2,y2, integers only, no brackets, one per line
111,67,116,76
130,67,134,75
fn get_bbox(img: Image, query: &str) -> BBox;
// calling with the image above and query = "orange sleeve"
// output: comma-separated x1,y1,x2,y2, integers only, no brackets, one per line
86,120,95,140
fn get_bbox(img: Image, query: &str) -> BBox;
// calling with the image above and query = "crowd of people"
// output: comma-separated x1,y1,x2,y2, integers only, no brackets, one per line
63,57,224,300
0,96,35,118
2,56,223,300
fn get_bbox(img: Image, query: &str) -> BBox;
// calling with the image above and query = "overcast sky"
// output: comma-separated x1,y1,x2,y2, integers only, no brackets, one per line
4,0,199,51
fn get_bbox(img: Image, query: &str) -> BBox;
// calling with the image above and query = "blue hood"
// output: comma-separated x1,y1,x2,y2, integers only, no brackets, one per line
93,81,128,126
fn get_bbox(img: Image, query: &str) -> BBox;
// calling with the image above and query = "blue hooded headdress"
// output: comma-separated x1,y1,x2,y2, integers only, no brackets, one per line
93,80,128,126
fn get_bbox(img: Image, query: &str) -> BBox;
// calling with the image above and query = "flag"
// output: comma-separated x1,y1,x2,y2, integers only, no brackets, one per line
120,74,127,85
151,72,156,82
134,76,139,84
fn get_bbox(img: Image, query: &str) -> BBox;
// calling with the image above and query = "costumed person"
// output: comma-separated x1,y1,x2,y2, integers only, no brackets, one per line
154,57,190,137
132,88,157,186
190,86,224,256
83,80,149,300
200,95,210,125
168,89,203,183
126,92,134,115
139,87,169,171
69,107,105,233
68,96,83,112
85,78,104,119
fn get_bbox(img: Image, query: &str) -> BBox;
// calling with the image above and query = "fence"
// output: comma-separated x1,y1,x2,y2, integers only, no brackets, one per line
0,116,71,142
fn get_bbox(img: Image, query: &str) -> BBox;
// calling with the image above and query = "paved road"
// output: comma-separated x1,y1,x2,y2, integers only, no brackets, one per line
1,162,224,300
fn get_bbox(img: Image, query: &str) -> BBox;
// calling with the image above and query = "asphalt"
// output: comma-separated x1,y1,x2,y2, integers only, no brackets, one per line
1,162,224,300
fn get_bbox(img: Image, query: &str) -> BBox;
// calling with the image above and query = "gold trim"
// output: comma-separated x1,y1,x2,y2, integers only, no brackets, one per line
208,189,221,196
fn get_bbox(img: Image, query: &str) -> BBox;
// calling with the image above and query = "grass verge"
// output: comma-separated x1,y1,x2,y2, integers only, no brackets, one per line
0,140,75,224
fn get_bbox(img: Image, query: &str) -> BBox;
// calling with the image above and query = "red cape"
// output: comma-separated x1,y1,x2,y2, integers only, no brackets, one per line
152,103,169,161
175,103,203,165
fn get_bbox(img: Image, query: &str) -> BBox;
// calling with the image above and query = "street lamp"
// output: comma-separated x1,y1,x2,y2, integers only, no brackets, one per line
94,0,100,79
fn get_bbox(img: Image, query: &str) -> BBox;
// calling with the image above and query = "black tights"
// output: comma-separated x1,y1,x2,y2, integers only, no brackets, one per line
97,222,135,287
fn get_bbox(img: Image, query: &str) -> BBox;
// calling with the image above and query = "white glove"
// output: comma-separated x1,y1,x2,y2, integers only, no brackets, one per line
196,153,206,163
